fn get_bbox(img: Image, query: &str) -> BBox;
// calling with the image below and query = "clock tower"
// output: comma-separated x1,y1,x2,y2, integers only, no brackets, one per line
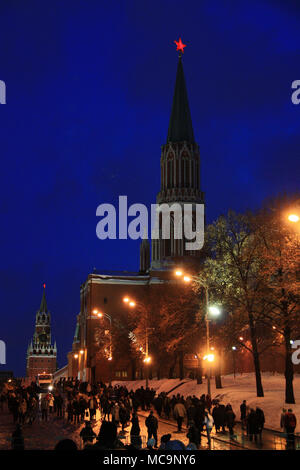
26,286,57,379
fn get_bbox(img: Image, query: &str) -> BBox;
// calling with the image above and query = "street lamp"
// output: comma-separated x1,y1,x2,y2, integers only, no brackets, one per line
123,296,153,388
288,214,299,223
232,346,237,378
175,269,221,396
92,309,113,383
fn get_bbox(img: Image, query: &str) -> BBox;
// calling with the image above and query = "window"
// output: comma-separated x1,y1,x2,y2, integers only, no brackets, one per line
115,371,121,377
121,371,128,378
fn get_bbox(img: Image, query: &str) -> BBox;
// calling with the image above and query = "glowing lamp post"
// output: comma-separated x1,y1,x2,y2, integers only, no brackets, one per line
123,296,153,388
175,269,221,396
92,309,113,384
232,346,237,378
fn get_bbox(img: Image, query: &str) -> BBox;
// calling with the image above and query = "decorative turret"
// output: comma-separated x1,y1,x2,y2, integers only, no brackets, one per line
151,39,205,269
26,285,57,378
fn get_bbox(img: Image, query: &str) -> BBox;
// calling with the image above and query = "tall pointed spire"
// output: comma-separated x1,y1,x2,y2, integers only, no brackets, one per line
39,284,48,313
167,56,195,144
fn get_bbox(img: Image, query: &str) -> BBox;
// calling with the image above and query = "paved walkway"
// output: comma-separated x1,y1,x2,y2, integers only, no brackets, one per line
1,403,297,451
137,409,298,451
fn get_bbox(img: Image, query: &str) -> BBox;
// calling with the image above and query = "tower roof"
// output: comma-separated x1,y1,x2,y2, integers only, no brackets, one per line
167,56,195,144
39,288,48,313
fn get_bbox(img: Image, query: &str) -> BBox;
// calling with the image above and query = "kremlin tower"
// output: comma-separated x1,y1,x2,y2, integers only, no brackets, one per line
26,286,57,379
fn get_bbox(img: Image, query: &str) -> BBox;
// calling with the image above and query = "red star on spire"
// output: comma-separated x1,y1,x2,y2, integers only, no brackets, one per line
43,283,46,289
174,37,186,54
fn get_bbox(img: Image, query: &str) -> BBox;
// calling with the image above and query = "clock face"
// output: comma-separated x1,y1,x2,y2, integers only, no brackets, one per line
39,333,47,343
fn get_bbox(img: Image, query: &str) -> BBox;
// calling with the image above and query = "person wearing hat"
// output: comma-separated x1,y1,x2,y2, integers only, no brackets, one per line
159,433,171,449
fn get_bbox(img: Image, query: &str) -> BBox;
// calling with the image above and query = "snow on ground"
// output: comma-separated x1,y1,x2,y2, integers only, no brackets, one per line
113,372,300,432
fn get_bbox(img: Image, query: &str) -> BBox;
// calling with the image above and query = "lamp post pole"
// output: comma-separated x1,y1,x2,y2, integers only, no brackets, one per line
145,327,154,389
92,309,113,386
174,271,220,397
103,313,113,386
145,328,149,389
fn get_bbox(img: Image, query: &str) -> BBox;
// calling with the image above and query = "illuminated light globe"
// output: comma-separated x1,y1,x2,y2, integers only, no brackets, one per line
175,270,183,276
123,297,129,303
288,214,299,223
208,305,221,316
183,275,191,282
206,354,214,362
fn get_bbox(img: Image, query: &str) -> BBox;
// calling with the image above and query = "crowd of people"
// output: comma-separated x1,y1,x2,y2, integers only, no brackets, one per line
0,377,298,451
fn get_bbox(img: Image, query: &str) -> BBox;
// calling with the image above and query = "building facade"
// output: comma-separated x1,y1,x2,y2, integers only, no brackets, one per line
26,287,57,379
68,54,205,383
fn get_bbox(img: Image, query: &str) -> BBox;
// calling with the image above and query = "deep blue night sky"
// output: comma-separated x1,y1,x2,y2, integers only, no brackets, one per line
0,0,299,376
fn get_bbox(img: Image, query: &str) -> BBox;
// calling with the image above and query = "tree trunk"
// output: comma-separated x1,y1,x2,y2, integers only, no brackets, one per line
196,359,203,384
248,312,264,397
215,351,222,389
284,323,295,404
131,358,136,381
157,367,161,381
168,352,177,379
179,351,184,380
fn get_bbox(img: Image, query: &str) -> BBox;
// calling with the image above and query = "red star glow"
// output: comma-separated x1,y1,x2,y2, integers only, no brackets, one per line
174,37,186,54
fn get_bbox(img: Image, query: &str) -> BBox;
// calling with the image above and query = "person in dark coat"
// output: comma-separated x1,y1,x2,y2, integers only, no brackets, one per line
145,410,158,448
218,404,226,433
187,403,196,425
163,397,171,419
284,409,297,450
194,403,205,433
187,421,201,449
205,395,212,412
154,396,163,417
255,407,265,443
130,412,142,449
94,421,125,450
225,404,236,437
240,400,247,430
56,394,64,418
212,403,222,433
247,408,259,442
119,403,128,432
80,421,96,445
